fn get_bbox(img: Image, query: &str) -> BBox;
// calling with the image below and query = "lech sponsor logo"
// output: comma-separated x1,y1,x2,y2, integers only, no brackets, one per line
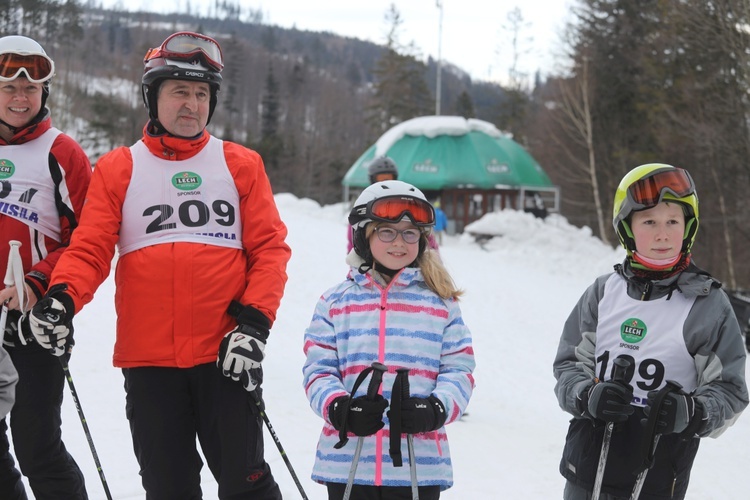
486,159,510,174
172,171,202,191
620,318,647,343
412,159,439,173
0,160,15,179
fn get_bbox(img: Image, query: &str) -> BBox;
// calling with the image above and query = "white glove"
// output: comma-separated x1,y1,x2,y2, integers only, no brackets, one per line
29,297,70,356
217,326,266,391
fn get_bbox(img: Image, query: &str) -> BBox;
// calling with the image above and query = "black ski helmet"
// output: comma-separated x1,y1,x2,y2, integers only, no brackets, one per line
367,156,399,184
141,31,223,126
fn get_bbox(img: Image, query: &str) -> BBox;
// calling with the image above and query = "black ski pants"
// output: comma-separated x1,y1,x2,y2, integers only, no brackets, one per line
123,363,282,500
326,482,441,500
0,418,27,500
6,341,87,499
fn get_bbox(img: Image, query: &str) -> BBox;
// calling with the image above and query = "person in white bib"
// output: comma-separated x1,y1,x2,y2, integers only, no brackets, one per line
27,31,291,499
0,35,92,500
553,163,748,500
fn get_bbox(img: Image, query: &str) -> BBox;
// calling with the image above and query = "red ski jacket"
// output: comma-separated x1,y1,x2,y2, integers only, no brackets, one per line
50,125,290,368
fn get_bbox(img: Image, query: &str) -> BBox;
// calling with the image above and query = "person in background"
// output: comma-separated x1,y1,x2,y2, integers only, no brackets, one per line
553,163,748,499
304,180,475,499
28,31,291,499
433,200,448,245
0,35,92,500
347,156,440,253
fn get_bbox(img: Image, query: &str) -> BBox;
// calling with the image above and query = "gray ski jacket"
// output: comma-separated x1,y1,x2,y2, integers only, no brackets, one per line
553,260,748,499
0,344,18,419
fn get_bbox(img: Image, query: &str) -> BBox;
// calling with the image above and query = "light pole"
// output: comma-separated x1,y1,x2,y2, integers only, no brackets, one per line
435,0,443,115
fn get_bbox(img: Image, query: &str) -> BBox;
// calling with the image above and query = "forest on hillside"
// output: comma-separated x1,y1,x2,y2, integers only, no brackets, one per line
1,0,750,288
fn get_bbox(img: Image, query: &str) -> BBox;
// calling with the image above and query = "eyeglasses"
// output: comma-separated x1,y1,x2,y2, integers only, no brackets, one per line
145,32,224,72
374,227,422,244
361,195,435,227
0,52,55,83
627,168,695,209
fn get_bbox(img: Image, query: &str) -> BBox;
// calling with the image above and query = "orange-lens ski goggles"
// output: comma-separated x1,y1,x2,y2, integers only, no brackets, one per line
0,53,54,83
144,32,224,71
367,196,435,226
628,168,695,208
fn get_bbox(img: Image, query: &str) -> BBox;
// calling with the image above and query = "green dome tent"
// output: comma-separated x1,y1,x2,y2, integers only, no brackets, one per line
342,116,559,233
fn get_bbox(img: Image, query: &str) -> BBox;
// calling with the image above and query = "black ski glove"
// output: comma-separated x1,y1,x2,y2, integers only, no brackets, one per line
584,380,634,423
392,395,447,434
642,388,703,435
329,395,388,437
29,284,75,357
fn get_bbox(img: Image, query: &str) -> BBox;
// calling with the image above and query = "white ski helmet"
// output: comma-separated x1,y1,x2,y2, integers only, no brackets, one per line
348,180,435,263
0,35,55,109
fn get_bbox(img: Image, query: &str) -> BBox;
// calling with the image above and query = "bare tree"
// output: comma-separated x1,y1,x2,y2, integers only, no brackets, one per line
551,56,611,245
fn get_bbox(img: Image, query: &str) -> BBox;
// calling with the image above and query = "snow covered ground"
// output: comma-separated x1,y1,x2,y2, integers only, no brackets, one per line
13,194,750,499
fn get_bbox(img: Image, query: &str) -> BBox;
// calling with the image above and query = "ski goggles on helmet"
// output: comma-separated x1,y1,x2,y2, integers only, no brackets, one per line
0,52,54,83
626,167,695,210
350,195,435,227
144,32,224,72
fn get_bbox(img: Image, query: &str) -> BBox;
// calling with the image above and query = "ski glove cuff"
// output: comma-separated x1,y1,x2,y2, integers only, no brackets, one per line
29,284,74,357
329,394,388,437
587,380,634,423
391,395,447,434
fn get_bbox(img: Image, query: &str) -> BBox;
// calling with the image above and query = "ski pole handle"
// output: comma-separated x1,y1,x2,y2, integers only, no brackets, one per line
396,368,410,398
611,357,631,383
366,362,388,400
3,240,21,288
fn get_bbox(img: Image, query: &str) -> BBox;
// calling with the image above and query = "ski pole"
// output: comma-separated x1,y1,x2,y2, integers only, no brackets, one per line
58,351,113,500
250,390,309,500
630,380,683,500
592,357,631,500
396,368,419,500
342,361,388,500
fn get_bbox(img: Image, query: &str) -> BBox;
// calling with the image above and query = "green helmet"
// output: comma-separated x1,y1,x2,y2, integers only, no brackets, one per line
612,163,699,254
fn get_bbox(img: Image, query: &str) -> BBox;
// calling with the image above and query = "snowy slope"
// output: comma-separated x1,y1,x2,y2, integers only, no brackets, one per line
13,194,750,499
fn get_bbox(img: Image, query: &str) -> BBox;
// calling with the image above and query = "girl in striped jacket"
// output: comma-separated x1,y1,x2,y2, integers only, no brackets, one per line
303,180,475,500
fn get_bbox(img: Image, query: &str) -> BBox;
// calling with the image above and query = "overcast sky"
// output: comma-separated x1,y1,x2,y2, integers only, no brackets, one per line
100,0,575,84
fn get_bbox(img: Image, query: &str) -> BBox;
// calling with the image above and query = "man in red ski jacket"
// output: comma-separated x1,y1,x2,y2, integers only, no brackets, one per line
29,31,291,499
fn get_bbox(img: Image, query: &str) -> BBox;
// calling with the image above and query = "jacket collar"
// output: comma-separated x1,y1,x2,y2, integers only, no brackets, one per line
142,120,210,161
618,259,719,298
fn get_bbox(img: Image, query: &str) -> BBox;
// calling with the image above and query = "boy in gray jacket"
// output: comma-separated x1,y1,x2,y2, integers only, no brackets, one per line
554,163,748,500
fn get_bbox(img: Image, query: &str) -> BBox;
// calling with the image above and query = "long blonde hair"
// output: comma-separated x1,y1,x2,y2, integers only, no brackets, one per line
365,223,463,301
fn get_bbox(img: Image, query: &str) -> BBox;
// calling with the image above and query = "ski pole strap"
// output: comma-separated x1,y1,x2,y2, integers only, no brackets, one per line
389,369,410,467
333,362,387,450
635,381,682,474
334,366,373,449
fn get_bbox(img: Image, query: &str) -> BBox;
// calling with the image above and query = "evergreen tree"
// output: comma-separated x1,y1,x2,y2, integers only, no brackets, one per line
256,62,284,189
454,91,475,118
367,4,432,133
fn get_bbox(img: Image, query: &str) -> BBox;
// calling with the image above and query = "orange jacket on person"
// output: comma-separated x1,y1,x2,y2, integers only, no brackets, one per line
48,126,291,369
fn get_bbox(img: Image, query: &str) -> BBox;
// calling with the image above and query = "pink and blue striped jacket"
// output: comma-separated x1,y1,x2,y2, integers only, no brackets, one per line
302,266,475,489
